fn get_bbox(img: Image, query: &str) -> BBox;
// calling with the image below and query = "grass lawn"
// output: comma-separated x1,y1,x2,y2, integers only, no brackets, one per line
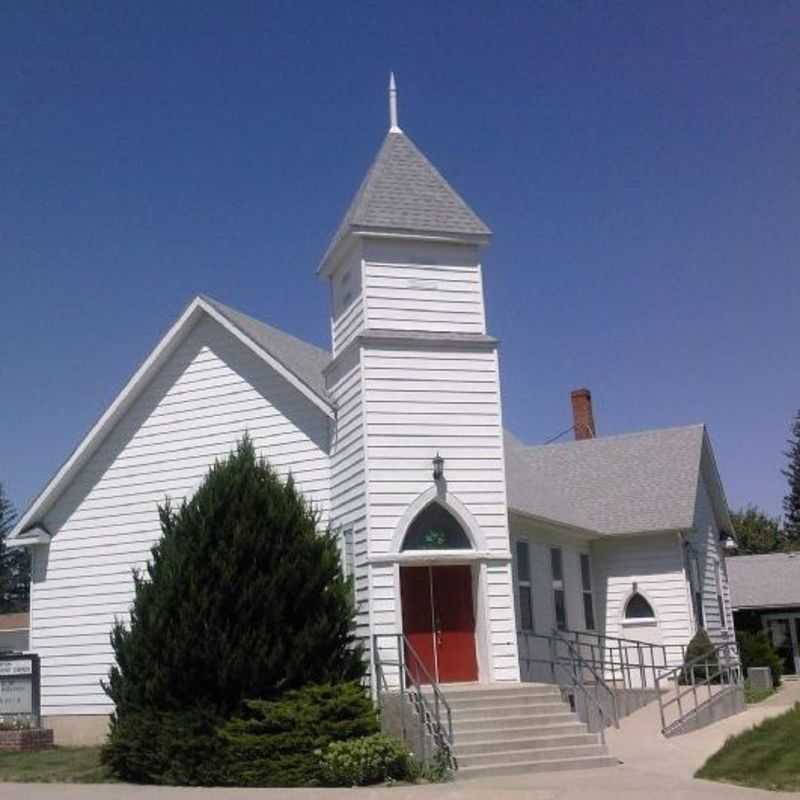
745,685,777,704
696,703,800,791
0,747,115,783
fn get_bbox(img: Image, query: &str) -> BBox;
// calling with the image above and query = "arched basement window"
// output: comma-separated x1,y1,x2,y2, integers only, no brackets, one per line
402,503,472,551
625,593,655,620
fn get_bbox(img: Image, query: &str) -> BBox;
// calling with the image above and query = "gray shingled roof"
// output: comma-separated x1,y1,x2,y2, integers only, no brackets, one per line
727,553,800,610
504,425,706,535
202,295,331,401
321,130,490,269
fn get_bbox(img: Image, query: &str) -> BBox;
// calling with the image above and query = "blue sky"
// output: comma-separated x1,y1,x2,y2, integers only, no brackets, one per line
1,2,798,519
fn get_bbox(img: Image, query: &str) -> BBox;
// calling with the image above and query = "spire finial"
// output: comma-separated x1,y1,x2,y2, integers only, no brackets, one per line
389,72,401,132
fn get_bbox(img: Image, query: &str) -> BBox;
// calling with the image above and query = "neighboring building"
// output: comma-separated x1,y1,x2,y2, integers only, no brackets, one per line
0,613,29,653
728,552,800,676
7,81,735,744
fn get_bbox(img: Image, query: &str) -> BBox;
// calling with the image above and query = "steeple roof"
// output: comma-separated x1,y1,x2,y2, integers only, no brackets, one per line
320,129,491,272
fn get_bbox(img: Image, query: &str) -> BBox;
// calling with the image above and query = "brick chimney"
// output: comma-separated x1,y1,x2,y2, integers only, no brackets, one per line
570,388,596,440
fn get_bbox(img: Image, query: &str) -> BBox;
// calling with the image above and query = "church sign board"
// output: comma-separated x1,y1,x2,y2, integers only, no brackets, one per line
0,654,41,724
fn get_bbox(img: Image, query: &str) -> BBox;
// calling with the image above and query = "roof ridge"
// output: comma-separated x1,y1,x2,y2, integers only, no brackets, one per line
516,422,706,451
200,294,330,359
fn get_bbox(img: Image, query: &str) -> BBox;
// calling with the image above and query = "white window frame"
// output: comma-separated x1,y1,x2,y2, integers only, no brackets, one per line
684,542,705,629
580,552,596,631
514,538,535,632
715,560,727,630
550,547,567,630
340,528,355,601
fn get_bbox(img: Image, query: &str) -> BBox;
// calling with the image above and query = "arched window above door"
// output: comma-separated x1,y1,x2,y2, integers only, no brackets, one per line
401,502,472,551
625,592,655,620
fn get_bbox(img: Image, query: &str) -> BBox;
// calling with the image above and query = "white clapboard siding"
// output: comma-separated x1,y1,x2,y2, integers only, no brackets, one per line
32,315,331,716
364,262,486,334
326,350,370,644
691,476,735,644
331,251,365,356
361,343,519,681
593,532,691,663
332,295,364,355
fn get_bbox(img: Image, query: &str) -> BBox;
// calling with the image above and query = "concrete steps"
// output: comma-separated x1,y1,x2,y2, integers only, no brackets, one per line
433,683,618,780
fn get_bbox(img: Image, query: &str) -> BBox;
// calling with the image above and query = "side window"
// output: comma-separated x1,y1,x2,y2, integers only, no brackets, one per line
580,553,596,631
515,539,534,631
339,270,353,310
341,528,355,600
550,547,567,630
625,592,655,619
685,544,705,628
715,561,727,629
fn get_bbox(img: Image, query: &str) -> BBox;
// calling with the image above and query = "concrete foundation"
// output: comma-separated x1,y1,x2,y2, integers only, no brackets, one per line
42,714,110,746
379,692,433,763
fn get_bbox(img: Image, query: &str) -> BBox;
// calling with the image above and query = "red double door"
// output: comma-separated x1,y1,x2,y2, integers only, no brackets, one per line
400,565,478,684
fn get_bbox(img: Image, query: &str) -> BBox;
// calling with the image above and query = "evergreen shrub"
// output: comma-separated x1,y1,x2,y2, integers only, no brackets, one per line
681,629,718,683
737,630,783,688
220,682,379,787
100,707,224,785
101,437,366,783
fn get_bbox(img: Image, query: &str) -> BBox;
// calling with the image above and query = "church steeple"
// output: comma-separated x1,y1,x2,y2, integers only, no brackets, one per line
318,78,490,276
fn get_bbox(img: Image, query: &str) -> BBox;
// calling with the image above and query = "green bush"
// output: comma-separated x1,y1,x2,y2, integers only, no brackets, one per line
100,708,224,785
681,629,718,683
219,682,379,787
407,746,453,783
737,630,783,688
320,734,411,786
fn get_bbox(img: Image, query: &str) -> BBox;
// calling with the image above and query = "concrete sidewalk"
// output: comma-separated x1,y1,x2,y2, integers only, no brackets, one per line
2,685,799,800
606,679,800,783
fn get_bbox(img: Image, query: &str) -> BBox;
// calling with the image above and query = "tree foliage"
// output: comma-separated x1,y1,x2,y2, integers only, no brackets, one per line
0,483,30,613
103,436,365,780
736,630,782,688
729,505,784,555
682,628,718,683
219,683,378,787
783,409,800,547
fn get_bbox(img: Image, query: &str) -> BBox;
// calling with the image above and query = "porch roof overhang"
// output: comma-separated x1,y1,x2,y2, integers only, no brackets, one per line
507,507,601,540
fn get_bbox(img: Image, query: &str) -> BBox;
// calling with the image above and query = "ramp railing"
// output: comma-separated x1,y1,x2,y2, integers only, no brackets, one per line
654,641,742,736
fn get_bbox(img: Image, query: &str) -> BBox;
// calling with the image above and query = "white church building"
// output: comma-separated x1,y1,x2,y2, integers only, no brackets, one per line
9,80,736,751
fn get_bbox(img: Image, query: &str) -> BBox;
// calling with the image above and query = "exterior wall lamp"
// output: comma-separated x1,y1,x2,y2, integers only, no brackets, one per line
719,530,737,553
432,453,445,482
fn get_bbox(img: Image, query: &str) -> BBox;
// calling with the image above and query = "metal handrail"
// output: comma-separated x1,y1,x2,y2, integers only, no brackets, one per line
372,634,455,768
655,642,743,736
517,630,617,742
553,629,620,729
559,628,688,690
402,635,454,745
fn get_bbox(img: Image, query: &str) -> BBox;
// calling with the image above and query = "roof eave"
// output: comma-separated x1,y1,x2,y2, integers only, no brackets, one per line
8,525,52,548
508,507,601,539
9,296,334,542
318,225,491,277
598,526,687,538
